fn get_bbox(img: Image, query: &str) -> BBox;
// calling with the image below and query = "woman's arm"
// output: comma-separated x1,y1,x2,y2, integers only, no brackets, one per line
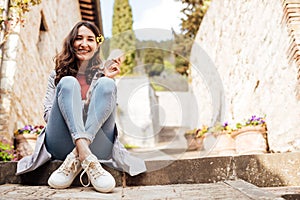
43,70,56,123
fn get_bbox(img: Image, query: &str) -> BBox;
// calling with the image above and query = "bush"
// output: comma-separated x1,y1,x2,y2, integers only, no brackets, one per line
0,136,16,161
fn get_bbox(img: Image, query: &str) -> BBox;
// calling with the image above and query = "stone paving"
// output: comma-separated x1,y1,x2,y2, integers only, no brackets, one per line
0,181,288,200
0,183,252,200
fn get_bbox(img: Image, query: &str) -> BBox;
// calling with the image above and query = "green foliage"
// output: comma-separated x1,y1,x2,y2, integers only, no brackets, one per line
173,0,210,75
235,115,267,129
185,125,208,138
163,60,176,73
143,47,164,76
150,82,166,91
178,0,211,38
0,137,16,162
111,0,136,75
174,55,189,76
210,122,233,134
121,50,136,75
124,143,139,149
172,33,193,76
10,0,41,14
111,0,133,36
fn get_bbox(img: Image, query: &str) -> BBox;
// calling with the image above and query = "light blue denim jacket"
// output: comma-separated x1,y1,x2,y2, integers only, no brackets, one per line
16,70,147,176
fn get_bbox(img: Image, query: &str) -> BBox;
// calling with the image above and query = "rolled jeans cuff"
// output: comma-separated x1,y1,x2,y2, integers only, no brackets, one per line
72,132,94,143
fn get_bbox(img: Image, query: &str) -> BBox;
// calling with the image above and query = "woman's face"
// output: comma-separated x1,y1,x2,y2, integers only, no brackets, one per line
73,25,98,63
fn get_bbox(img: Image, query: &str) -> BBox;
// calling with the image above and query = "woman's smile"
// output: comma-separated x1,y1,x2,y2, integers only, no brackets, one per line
77,49,90,54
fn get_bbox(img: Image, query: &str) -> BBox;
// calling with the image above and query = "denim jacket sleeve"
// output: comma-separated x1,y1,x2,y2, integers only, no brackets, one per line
43,70,56,123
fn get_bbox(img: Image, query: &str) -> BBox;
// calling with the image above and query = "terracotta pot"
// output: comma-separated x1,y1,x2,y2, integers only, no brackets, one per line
213,132,236,155
15,134,38,159
184,134,204,151
232,126,268,155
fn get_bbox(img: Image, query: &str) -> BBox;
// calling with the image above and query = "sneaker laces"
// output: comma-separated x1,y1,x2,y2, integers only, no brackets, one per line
58,156,80,176
80,160,106,187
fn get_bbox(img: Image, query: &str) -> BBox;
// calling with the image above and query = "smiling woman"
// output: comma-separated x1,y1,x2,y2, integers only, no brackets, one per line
16,21,146,193
53,21,103,86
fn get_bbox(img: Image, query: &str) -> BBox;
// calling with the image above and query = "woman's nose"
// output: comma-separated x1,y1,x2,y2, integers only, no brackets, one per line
80,39,88,47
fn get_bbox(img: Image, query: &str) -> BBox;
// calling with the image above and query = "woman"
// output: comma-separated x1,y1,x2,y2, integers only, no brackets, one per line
16,21,146,193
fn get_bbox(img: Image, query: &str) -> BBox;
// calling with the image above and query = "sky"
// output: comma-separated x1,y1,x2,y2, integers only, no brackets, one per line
100,0,185,40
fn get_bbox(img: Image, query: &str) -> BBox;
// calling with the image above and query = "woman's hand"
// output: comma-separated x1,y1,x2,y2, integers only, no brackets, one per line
104,59,121,78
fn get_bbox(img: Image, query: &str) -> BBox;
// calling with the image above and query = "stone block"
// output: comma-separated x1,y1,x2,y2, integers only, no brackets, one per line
126,156,232,186
234,152,300,187
0,162,21,185
1,152,300,188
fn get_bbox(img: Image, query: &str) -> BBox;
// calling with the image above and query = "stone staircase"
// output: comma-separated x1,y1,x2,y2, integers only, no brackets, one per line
1,152,300,189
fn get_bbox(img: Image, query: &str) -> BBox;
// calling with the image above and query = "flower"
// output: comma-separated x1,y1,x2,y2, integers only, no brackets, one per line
96,34,104,44
210,122,234,135
14,125,44,135
222,122,233,132
185,125,209,138
236,115,266,129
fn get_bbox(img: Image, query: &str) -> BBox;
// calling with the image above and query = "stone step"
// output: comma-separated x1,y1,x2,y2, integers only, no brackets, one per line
1,152,300,188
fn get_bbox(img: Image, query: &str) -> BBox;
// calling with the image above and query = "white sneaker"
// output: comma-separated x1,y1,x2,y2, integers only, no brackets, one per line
48,152,82,189
80,154,115,193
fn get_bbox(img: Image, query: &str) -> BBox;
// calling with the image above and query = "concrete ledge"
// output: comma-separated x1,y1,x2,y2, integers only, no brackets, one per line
1,152,300,187
127,156,232,186
234,152,300,187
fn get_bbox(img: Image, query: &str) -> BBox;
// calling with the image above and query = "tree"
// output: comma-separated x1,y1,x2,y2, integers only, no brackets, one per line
110,0,136,75
179,0,210,39
172,32,192,76
173,0,210,75
0,0,41,48
143,47,164,77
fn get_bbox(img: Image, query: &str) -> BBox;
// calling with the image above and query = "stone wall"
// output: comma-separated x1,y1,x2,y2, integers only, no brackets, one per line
0,0,81,139
191,0,300,152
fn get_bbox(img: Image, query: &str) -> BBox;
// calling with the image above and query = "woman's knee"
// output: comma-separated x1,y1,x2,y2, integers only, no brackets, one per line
95,77,116,94
57,76,80,91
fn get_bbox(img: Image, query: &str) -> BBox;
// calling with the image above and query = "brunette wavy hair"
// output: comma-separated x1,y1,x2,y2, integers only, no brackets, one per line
54,21,103,86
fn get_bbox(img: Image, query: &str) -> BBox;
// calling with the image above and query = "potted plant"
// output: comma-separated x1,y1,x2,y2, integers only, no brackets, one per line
184,125,208,151
14,125,44,159
0,136,17,162
231,115,268,155
205,122,236,156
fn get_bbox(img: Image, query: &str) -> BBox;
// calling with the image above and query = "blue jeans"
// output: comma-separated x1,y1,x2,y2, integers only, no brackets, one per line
45,76,117,160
